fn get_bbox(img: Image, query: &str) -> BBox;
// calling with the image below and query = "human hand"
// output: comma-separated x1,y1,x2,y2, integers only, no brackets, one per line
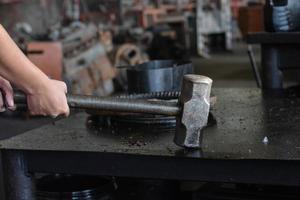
0,76,14,112
26,79,70,117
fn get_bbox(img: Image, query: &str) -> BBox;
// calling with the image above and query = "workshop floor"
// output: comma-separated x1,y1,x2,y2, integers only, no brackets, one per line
193,41,260,88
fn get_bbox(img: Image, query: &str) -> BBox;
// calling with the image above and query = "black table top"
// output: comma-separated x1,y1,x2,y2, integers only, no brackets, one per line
247,32,300,44
0,112,52,140
2,88,300,161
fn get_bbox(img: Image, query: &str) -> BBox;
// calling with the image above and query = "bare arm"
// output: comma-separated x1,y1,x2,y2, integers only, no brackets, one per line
0,24,69,116
0,24,49,94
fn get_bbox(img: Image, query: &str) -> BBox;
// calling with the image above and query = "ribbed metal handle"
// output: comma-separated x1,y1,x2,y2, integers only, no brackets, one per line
13,91,180,116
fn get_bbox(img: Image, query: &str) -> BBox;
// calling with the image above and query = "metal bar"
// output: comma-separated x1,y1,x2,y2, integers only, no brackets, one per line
247,45,262,88
261,44,283,89
67,94,180,115
27,150,300,186
13,92,180,116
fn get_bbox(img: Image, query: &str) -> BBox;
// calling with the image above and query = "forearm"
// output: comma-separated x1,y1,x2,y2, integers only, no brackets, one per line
0,24,49,94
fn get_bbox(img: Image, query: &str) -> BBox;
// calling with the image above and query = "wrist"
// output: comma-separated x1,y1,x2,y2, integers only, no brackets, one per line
22,74,50,95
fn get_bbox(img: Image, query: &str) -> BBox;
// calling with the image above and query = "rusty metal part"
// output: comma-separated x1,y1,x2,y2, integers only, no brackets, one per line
174,75,213,148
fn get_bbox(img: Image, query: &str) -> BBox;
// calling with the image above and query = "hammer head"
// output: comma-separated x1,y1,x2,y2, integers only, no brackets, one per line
174,75,212,148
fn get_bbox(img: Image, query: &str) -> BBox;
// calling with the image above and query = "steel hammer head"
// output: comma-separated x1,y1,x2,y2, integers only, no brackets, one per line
174,74,213,148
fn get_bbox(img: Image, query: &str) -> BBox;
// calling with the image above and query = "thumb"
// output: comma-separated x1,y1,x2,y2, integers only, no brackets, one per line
2,81,14,109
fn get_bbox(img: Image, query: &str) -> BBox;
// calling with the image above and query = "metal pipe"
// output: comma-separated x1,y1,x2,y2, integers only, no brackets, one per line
247,45,262,88
13,92,180,116
67,94,180,115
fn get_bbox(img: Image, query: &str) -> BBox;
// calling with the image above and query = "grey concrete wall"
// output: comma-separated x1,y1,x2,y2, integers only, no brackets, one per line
0,0,63,36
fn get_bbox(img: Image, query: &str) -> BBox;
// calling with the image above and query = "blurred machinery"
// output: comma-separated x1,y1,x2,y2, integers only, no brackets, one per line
196,0,232,57
24,23,116,96
264,0,300,32
62,23,116,96
123,0,196,59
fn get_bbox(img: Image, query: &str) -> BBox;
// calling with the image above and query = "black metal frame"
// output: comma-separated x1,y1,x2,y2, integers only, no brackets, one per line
3,149,300,199
247,32,300,89
2,151,35,200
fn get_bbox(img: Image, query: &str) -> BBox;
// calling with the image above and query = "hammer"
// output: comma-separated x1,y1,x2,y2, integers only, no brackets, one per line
13,74,212,148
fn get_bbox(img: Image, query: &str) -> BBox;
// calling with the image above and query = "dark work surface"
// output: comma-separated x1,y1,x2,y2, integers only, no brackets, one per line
0,111,52,140
0,111,52,200
247,32,300,44
2,88,300,161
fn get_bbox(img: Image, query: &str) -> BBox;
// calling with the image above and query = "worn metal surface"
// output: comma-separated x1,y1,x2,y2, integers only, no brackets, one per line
174,75,212,148
3,88,300,160
0,111,52,140
5,88,300,187
3,88,300,190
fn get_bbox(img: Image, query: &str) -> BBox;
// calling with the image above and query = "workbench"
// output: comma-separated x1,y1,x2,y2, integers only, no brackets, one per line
2,88,300,199
247,32,300,89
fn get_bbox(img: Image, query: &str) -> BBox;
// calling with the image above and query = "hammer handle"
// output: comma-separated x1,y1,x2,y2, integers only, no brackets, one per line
13,91,180,116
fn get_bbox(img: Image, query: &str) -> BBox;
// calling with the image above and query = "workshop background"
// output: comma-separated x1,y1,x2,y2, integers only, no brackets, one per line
0,0,264,94
3,0,300,200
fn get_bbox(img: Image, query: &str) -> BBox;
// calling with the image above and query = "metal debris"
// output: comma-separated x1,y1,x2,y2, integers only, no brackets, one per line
262,136,269,145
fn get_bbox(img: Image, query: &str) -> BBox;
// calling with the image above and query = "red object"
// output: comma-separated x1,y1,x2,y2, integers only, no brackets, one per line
27,42,63,80
238,6,264,38
231,0,240,18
